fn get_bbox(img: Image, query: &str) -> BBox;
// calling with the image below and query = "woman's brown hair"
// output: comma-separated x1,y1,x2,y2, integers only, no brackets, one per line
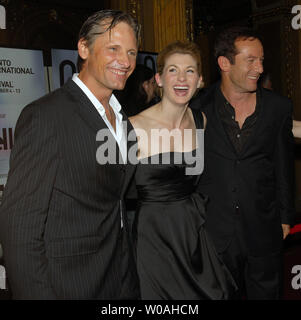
156,41,202,75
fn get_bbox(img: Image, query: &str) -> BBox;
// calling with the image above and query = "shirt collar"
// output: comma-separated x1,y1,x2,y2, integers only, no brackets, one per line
72,73,122,118
216,84,261,115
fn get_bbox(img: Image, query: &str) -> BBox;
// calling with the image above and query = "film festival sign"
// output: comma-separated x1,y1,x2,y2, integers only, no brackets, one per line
0,48,46,182
51,48,78,90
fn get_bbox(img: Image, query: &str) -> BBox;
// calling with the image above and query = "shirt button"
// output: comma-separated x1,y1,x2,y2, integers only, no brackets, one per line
237,134,240,138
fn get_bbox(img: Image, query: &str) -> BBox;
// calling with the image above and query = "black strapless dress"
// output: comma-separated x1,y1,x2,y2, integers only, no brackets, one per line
134,109,236,300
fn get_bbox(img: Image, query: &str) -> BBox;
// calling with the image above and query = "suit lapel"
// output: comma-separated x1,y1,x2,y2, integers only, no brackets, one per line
64,79,107,133
64,79,125,160
120,112,137,197
62,79,136,197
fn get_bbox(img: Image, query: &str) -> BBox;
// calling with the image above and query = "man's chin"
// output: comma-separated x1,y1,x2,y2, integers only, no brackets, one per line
112,81,127,91
248,84,258,93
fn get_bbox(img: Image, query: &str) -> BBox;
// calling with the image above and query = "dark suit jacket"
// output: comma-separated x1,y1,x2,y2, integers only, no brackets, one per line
0,79,140,299
190,83,295,256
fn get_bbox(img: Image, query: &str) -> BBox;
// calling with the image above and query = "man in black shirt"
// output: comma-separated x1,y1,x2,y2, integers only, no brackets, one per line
190,26,295,299
216,85,261,154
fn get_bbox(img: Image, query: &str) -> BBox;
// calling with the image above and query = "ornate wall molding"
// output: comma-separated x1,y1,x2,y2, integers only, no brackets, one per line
127,0,143,49
252,0,300,108
153,0,187,52
127,0,141,21
185,0,194,41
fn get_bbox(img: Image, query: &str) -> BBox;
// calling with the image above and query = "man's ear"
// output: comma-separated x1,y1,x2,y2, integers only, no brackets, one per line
78,38,89,60
217,56,231,72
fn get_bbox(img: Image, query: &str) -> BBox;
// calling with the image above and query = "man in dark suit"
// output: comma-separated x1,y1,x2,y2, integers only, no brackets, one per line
0,10,140,299
190,26,295,299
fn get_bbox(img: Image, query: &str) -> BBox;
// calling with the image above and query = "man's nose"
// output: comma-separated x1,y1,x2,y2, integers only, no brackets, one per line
118,51,130,68
255,60,263,74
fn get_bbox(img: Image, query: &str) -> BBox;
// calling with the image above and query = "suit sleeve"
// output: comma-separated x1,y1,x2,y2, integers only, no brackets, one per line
0,103,59,299
274,101,296,227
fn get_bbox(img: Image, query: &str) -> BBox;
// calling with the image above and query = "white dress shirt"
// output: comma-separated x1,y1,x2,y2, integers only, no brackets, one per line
72,73,127,164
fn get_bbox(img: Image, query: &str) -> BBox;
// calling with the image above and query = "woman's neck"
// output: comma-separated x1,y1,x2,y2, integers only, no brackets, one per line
157,98,188,129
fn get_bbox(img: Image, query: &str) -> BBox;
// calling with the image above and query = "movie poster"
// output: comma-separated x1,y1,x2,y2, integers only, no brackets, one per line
0,48,46,182
51,48,78,90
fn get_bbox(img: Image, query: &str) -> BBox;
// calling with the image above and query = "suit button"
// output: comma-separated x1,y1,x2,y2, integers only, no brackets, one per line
232,187,237,192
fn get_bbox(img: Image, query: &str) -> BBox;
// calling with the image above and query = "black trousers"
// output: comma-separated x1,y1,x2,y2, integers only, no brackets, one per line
219,219,283,300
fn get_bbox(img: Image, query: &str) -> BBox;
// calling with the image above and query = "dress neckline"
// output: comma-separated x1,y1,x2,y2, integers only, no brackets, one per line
137,108,202,162
138,149,197,161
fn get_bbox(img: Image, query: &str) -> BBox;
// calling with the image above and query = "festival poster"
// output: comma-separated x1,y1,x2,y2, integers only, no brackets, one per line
51,48,78,90
0,47,46,181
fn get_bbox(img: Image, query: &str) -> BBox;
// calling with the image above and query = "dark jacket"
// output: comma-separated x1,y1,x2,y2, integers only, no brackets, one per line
0,79,139,299
190,83,295,256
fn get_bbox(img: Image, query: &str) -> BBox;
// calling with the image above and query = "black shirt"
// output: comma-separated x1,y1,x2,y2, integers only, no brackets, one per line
216,86,261,154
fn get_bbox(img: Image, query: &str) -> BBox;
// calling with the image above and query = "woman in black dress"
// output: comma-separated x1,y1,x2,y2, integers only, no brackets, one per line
130,41,236,300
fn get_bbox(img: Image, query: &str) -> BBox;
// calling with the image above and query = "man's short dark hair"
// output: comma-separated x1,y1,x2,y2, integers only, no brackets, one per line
77,10,140,71
214,26,261,64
